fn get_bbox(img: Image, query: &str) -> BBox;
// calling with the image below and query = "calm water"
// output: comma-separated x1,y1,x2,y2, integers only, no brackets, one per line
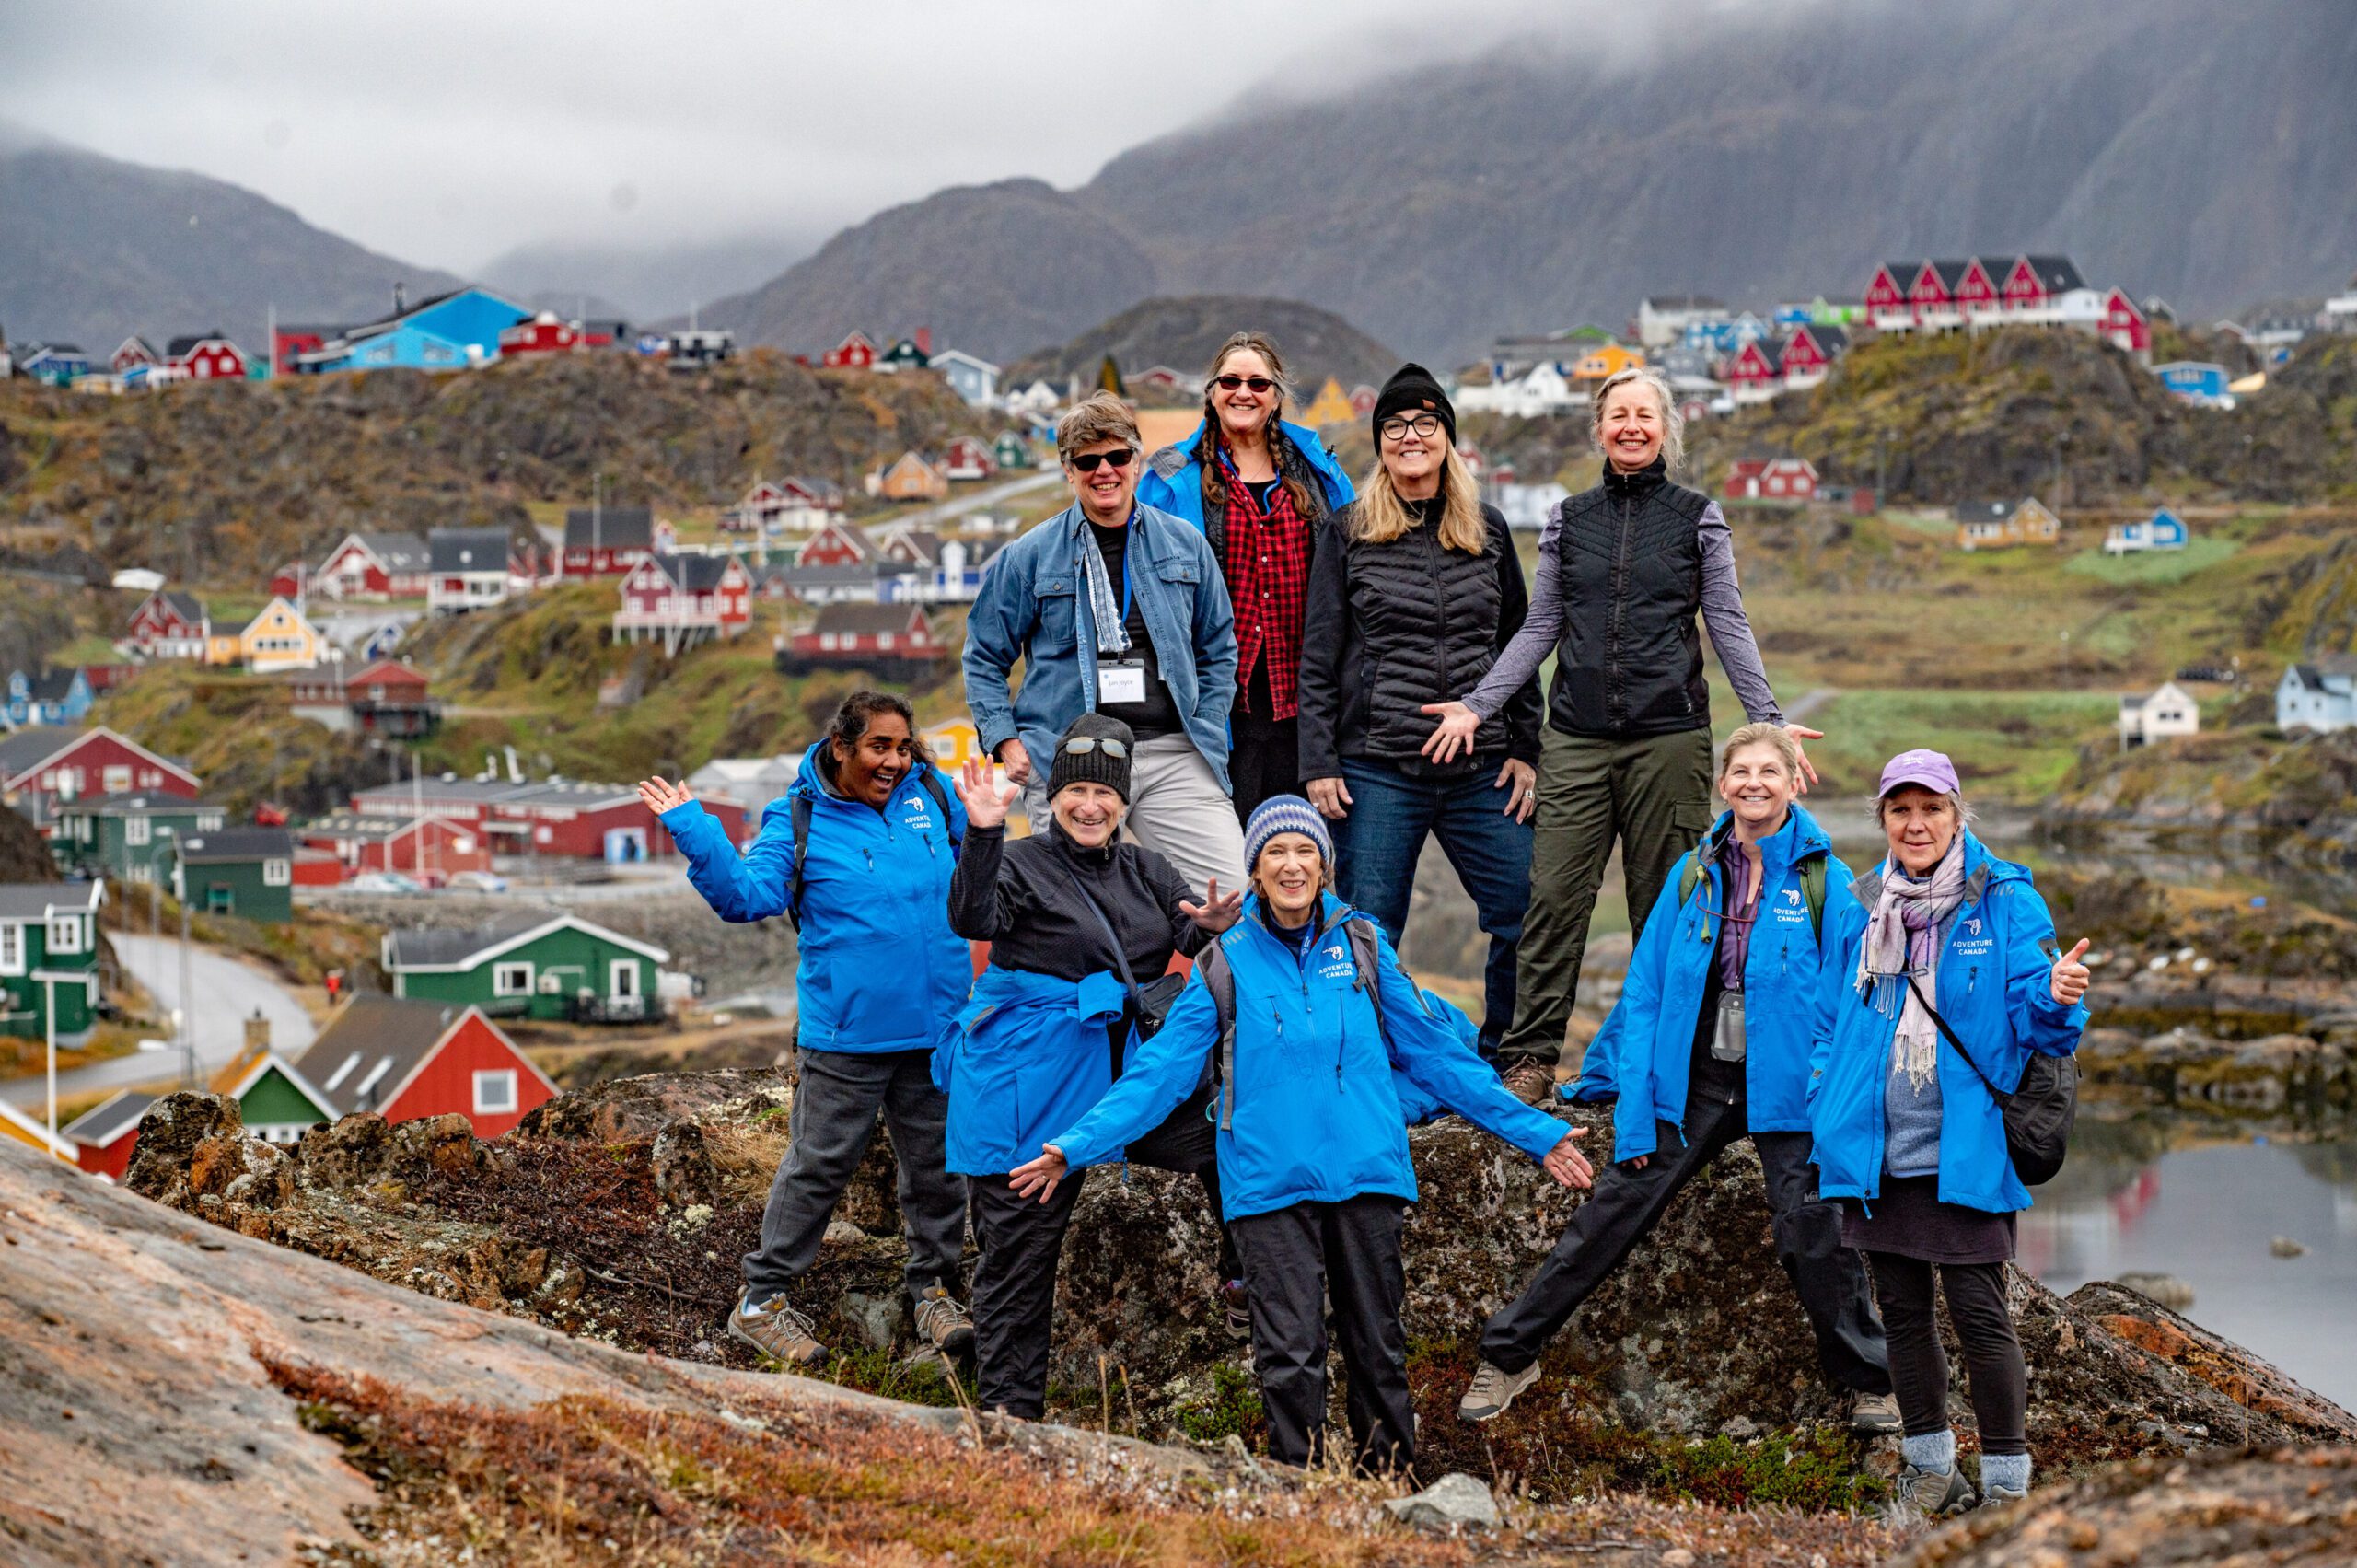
2019,1118,2357,1411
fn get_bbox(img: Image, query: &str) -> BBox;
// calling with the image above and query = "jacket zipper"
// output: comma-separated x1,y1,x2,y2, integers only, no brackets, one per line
1608,486,1634,726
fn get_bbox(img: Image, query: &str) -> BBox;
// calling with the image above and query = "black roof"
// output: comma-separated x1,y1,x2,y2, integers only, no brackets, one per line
1954,499,2019,524
2022,255,2085,293
165,332,228,358
650,552,741,591
428,528,512,574
0,726,87,778
293,994,466,1116
563,505,654,551
61,1089,157,1147
178,826,294,863
157,589,206,623
1796,322,1850,355
54,792,221,818
21,668,83,702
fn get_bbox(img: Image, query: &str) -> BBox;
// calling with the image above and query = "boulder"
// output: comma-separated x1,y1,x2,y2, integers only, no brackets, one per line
517,1066,789,1142
1382,1471,1499,1531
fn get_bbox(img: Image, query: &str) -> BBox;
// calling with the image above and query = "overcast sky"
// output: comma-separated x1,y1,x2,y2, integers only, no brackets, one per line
0,0,1648,273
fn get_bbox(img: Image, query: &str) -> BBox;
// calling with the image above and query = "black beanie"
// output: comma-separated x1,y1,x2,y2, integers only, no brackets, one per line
1046,712,1134,803
1372,362,1456,447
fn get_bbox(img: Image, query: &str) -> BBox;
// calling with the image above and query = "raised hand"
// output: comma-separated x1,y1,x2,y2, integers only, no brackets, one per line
1784,723,1824,793
956,756,1017,831
2050,937,2093,1006
1495,758,1537,823
1009,1144,1068,1203
1179,877,1243,934
1541,1126,1594,1189
1419,700,1482,765
637,777,691,815
1306,776,1353,820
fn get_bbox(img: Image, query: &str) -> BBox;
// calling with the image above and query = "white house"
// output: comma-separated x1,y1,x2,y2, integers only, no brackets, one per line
929,349,1001,408
2103,506,2190,556
2118,680,2199,747
684,755,798,819
426,528,516,615
1494,482,1572,531
1004,380,1062,419
2276,657,2357,734
1458,364,1580,419
1636,295,1728,350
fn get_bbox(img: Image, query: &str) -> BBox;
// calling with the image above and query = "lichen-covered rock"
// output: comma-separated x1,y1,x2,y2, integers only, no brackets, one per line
518,1066,787,1142
649,1120,718,1209
123,1090,245,1200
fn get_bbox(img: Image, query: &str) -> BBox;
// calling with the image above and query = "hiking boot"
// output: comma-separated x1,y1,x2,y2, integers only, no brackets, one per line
911,1283,975,1357
1894,1463,1977,1519
1848,1389,1903,1434
1980,1481,2028,1507
728,1290,829,1368
1499,1060,1556,1106
1220,1278,1251,1342
1457,1358,1542,1423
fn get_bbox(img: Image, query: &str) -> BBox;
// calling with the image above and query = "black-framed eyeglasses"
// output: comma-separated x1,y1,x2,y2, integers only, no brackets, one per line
1061,736,1129,758
1067,447,1136,473
1379,412,1443,442
1213,374,1276,393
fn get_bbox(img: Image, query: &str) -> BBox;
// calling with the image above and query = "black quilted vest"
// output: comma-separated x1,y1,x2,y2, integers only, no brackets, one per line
1547,461,1712,738
1335,503,1511,764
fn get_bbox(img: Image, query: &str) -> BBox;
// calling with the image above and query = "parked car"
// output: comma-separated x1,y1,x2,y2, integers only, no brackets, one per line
448,871,509,894
349,872,424,895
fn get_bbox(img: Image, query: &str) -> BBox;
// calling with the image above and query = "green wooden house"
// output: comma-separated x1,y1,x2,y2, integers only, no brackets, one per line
0,881,105,1045
52,794,228,886
174,827,296,923
383,909,670,1023
990,431,1035,470
63,1041,336,1179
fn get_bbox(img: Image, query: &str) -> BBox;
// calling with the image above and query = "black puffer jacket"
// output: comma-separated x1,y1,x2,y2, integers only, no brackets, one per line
1296,498,1540,778
1549,463,1712,738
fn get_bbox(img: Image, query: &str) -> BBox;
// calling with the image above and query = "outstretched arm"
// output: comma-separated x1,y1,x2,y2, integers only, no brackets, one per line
644,781,794,923
1013,976,1222,1200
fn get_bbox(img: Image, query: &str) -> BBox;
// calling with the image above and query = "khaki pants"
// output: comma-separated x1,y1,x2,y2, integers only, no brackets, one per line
1499,725,1713,1066
1022,734,1247,902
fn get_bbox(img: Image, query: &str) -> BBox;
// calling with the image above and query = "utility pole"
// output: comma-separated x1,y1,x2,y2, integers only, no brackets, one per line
42,974,57,1142
172,830,194,1088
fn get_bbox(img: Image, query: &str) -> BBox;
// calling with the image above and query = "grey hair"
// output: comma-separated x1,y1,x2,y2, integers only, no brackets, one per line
1055,391,1141,462
1875,788,1977,827
1590,366,1685,473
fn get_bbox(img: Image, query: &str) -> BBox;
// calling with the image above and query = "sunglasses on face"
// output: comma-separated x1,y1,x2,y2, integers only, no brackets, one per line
1213,374,1276,393
1062,736,1129,758
1379,413,1443,442
1066,447,1137,473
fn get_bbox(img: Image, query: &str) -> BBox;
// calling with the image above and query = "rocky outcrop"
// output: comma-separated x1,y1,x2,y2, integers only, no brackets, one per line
118,1072,2357,1514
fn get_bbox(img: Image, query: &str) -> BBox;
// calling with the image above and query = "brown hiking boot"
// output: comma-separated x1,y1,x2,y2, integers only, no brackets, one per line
911,1283,975,1356
1895,1463,1977,1519
729,1290,828,1368
1849,1390,1903,1434
1220,1278,1251,1342
1499,1060,1556,1106
1457,1358,1543,1422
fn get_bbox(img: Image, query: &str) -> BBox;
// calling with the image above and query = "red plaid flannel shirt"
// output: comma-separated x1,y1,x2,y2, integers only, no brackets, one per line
1220,461,1312,718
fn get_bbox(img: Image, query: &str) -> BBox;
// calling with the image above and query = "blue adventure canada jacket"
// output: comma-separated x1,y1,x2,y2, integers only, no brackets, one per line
1577,804,1851,1165
935,965,1130,1176
660,742,970,1056
962,501,1238,790
1050,892,1565,1221
1806,830,2087,1215
1136,417,1355,543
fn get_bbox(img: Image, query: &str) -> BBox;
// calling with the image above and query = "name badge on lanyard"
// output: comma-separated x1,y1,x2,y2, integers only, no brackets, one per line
1097,528,1146,704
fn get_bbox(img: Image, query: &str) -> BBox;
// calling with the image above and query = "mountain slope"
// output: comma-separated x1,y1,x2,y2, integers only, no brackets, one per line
1002,295,1400,394
698,179,1159,363
710,0,2357,366
0,139,459,353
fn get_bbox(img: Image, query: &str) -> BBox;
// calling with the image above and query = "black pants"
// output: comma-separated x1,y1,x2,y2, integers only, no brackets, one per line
742,1047,965,1302
968,1086,1237,1420
1228,705,1301,822
1479,1091,1890,1395
1230,1194,1412,1473
1865,1253,2026,1456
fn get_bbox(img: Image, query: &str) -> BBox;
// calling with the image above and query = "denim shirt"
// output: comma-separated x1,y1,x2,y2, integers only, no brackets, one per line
962,501,1239,790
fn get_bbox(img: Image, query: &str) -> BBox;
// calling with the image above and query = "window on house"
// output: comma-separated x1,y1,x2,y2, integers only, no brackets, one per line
0,925,20,974
128,863,152,885
200,811,223,830
47,916,83,955
103,765,132,793
609,960,639,1000
473,1070,518,1115
493,962,534,996
263,859,290,887
126,816,152,846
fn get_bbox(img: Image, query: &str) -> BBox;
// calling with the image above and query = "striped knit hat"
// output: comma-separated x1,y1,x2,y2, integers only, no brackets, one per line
1243,794,1333,875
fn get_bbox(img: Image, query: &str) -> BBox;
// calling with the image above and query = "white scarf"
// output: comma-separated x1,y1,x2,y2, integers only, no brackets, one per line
1080,522,1132,656
1856,836,1967,1094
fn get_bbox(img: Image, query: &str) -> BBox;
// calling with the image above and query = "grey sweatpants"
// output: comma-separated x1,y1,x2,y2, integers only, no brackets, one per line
740,1046,967,1303
1021,733,1248,902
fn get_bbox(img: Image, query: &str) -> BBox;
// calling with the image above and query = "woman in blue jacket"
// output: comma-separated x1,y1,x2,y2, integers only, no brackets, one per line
1137,331,1354,819
1010,796,1593,1473
1457,725,1897,1433
638,690,974,1372
1808,749,2092,1517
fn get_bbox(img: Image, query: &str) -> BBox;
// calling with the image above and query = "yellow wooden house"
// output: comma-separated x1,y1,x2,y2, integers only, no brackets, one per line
872,452,950,503
0,1098,75,1164
1571,343,1647,383
239,597,329,673
1299,377,1356,429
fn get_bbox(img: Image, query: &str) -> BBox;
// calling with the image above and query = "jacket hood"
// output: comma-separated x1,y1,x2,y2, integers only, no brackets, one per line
1698,800,1831,876
788,737,919,807
1156,417,1349,487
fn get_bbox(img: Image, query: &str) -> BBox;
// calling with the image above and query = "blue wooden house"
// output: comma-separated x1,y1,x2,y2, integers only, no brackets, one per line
18,344,92,386
4,668,93,728
300,288,531,374
2103,506,2190,556
2155,361,2230,407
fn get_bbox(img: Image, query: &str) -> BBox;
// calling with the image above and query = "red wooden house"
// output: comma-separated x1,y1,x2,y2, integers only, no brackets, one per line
562,505,662,577
0,726,201,819
1724,457,1818,504
498,312,588,356
1778,323,1848,387
1724,338,1785,401
293,994,557,1138
125,588,210,659
2000,255,2085,311
344,777,747,861
780,602,943,677
110,337,159,374
167,333,249,381
611,553,754,653
795,520,877,569
940,436,998,482
316,531,433,599
2101,289,2151,357
299,811,489,878
823,331,879,370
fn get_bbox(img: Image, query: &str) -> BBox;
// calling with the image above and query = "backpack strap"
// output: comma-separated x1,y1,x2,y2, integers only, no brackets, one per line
1901,973,2008,1104
783,794,815,932
916,768,961,854
1344,916,1390,1050
1798,851,1827,941
1201,937,1238,1131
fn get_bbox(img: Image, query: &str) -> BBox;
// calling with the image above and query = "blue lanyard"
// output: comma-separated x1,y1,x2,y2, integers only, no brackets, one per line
1119,527,1133,624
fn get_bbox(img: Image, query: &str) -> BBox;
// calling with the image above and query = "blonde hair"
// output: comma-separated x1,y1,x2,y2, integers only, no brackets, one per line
1718,722,1802,781
1591,366,1685,473
1348,444,1487,552
1198,331,1317,517
1055,391,1140,461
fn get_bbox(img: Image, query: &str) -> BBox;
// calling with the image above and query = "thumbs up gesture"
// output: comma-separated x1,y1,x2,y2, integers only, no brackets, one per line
2050,938,2092,1006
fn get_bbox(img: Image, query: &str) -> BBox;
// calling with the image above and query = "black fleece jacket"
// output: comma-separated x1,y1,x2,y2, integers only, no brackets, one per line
946,819,1209,982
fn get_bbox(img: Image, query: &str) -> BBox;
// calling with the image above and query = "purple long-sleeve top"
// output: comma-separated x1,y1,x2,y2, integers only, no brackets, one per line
1462,498,1783,726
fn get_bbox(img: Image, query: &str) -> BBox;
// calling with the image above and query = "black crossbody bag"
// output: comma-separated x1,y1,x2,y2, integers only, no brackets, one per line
1063,868,1187,1074
1902,973,2078,1185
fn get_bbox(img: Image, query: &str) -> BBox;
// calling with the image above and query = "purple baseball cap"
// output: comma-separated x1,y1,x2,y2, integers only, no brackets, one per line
1878,748,1960,797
